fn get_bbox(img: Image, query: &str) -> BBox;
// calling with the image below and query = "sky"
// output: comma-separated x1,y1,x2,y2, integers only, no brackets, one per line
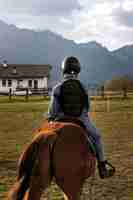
0,0,133,50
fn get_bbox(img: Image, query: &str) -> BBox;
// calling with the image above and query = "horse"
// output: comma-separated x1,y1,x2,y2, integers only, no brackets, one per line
7,119,96,200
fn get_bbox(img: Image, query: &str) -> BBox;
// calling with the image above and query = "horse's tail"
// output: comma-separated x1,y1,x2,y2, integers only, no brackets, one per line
8,134,44,200
7,175,29,200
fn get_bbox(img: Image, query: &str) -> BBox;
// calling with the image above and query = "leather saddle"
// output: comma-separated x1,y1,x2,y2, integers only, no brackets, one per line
48,116,96,155
49,116,86,131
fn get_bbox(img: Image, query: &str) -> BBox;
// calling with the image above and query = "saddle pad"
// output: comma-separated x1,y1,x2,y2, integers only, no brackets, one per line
33,120,80,136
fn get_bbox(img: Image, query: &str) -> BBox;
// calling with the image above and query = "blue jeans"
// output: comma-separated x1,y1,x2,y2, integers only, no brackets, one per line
79,111,105,162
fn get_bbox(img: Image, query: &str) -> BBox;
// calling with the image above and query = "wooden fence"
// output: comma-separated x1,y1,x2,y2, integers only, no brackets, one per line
89,90,133,100
0,88,133,102
0,88,49,101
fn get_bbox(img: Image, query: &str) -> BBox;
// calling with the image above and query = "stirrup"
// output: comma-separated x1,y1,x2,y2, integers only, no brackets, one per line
105,160,115,177
105,160,115,171
98,160,115,179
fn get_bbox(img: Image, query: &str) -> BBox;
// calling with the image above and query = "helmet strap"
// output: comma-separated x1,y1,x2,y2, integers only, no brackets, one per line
63,73,78,80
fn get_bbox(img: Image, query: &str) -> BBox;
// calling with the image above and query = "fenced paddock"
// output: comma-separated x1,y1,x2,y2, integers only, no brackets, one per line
0,96,133,199
0,88,49,102
0,89,133,104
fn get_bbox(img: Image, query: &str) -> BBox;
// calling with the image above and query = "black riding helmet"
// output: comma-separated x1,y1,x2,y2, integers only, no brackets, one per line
61,56,81,75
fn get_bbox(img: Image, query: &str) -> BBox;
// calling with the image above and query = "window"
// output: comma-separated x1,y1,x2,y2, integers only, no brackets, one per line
2,79,6,87
17,80,23,88
8,79,12,87
34,80,38,89
28,80,32,88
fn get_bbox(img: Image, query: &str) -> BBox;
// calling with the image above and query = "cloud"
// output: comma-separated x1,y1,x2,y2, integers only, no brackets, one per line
0,0,81,35
0,0,133,50
112,1,133,28
114,10,133,28
0,0,81,16
62,0,133,49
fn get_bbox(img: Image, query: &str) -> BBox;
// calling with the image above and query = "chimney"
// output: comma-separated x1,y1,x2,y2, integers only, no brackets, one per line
12,66,17,74
2,60,8,68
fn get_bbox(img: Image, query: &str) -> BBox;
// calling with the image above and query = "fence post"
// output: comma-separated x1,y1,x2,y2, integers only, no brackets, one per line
25,88,29,101
101,85,105,99
9,88,12,101
122,86,127,99
43,88,48,98
106,94,110,112
43,88,45,99
91,90,97,119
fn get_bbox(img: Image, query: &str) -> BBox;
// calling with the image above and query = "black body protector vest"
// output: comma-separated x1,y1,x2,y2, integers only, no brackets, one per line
59,79,89,117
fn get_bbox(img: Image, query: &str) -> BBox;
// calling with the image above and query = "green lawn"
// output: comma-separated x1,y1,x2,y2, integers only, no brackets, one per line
0,98,133,199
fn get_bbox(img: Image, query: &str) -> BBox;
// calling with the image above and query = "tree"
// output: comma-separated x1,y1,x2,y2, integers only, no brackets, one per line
104,75,133,92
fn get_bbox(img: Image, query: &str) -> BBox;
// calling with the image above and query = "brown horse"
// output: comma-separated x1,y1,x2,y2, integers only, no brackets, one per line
8,120,96,200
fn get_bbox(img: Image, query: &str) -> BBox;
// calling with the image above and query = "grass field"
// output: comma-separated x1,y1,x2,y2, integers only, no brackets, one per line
0,97,133,199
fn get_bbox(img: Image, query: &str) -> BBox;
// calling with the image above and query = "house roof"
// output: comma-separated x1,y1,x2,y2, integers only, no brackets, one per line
0,64,52,79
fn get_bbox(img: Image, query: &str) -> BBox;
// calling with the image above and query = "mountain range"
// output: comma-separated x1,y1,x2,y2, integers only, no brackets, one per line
0,19,133,87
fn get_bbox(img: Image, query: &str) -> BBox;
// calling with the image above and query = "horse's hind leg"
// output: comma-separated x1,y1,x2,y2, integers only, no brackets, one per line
24,143,51,200
63,191,81,200
63,185,82,200
57,176,83,200
24,165,51,200
24,175,47,200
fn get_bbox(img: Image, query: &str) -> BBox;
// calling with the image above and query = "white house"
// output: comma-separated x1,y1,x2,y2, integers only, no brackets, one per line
0,63,52,92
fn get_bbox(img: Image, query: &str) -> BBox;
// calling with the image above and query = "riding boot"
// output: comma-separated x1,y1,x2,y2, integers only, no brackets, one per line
98,160,115,179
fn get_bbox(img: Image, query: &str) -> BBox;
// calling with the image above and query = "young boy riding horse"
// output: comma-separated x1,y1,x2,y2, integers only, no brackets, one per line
48,56,115,179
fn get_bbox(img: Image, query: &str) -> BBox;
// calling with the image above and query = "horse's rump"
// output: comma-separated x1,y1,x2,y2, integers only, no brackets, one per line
48,123,96,196
18,120,96,178
52,123,96,177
